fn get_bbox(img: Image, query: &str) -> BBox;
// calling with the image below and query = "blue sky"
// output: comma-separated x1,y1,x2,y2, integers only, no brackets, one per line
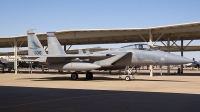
0,0,200,60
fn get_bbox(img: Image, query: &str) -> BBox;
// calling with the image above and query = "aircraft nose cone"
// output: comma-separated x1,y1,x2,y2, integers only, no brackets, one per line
167,53,193,65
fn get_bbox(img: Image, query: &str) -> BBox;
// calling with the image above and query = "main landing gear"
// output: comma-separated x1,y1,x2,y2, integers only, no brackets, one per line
120,65,135,81
71,72,78,80
86,72,93,80
125,76,131,81
58,70,64,74
70,71,93,80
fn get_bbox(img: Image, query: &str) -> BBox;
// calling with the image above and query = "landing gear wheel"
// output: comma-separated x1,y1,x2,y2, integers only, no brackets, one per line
71,72,78,80
125,76,131,81
86,72,93,80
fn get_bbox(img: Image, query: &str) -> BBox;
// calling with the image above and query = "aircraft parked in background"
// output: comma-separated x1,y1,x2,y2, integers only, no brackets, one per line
185,58,200,68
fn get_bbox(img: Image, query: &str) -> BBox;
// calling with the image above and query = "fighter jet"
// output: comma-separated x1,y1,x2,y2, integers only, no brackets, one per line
23,30,128,80
46,31,193,81
23,30,193,81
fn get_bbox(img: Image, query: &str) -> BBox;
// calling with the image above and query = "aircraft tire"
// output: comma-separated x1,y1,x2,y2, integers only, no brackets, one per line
86,72,93,80
71,72,78,80
125,76,131,81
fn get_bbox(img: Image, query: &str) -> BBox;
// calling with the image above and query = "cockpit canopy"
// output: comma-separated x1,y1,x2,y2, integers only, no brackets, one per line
121,44,157,51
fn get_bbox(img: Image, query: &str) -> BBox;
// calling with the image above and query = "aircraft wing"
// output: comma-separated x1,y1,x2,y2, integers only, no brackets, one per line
0,48,109,56
66,48,109,54
94,52,132,67
22,53,114,58
21,54,115,63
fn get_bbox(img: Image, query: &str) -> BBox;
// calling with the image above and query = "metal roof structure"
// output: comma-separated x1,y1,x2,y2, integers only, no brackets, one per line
155,45,200,52
0,22,200,48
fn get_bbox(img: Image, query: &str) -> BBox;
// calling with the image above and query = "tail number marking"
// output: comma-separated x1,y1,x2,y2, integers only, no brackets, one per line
34,51,42,55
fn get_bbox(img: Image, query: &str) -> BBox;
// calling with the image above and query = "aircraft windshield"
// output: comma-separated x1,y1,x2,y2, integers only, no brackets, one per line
121,44,157,51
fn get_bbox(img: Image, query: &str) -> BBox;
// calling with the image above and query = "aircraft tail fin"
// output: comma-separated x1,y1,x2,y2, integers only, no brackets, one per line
85,49,91,54
47,32,66,55
27,30,46,56
78,49,84,54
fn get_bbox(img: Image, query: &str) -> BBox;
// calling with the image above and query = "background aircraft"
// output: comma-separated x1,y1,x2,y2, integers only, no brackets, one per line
185,58,200,68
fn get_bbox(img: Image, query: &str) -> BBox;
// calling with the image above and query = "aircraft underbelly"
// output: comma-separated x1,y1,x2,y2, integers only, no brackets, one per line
49,62,101,71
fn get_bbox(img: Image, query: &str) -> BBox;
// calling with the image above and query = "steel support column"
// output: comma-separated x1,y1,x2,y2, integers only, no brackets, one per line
160,65,163,76
181,37,184,74
14,38,18,74
149,30,153,77
64,44,66,52
167,37,170,74
42,65,44,73
29,62,33,74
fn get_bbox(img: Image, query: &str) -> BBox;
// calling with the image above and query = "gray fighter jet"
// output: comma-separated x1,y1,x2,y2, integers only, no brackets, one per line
46,32,193,81
24,30,193,81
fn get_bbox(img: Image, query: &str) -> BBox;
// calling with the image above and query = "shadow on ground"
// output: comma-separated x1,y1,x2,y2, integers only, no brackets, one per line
16,70,200,76
19,76,188,82
0,86,199,112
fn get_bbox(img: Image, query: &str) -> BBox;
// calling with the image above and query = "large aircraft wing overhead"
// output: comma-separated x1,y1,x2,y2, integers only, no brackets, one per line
22,53,115,63
23,53,114,57
47,32,66,55
93,52,132,67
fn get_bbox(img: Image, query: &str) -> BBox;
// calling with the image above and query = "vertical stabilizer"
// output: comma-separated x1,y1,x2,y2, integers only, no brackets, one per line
47,32,66,55
27,30,46,55
78,49,84,54
86,49,91,54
